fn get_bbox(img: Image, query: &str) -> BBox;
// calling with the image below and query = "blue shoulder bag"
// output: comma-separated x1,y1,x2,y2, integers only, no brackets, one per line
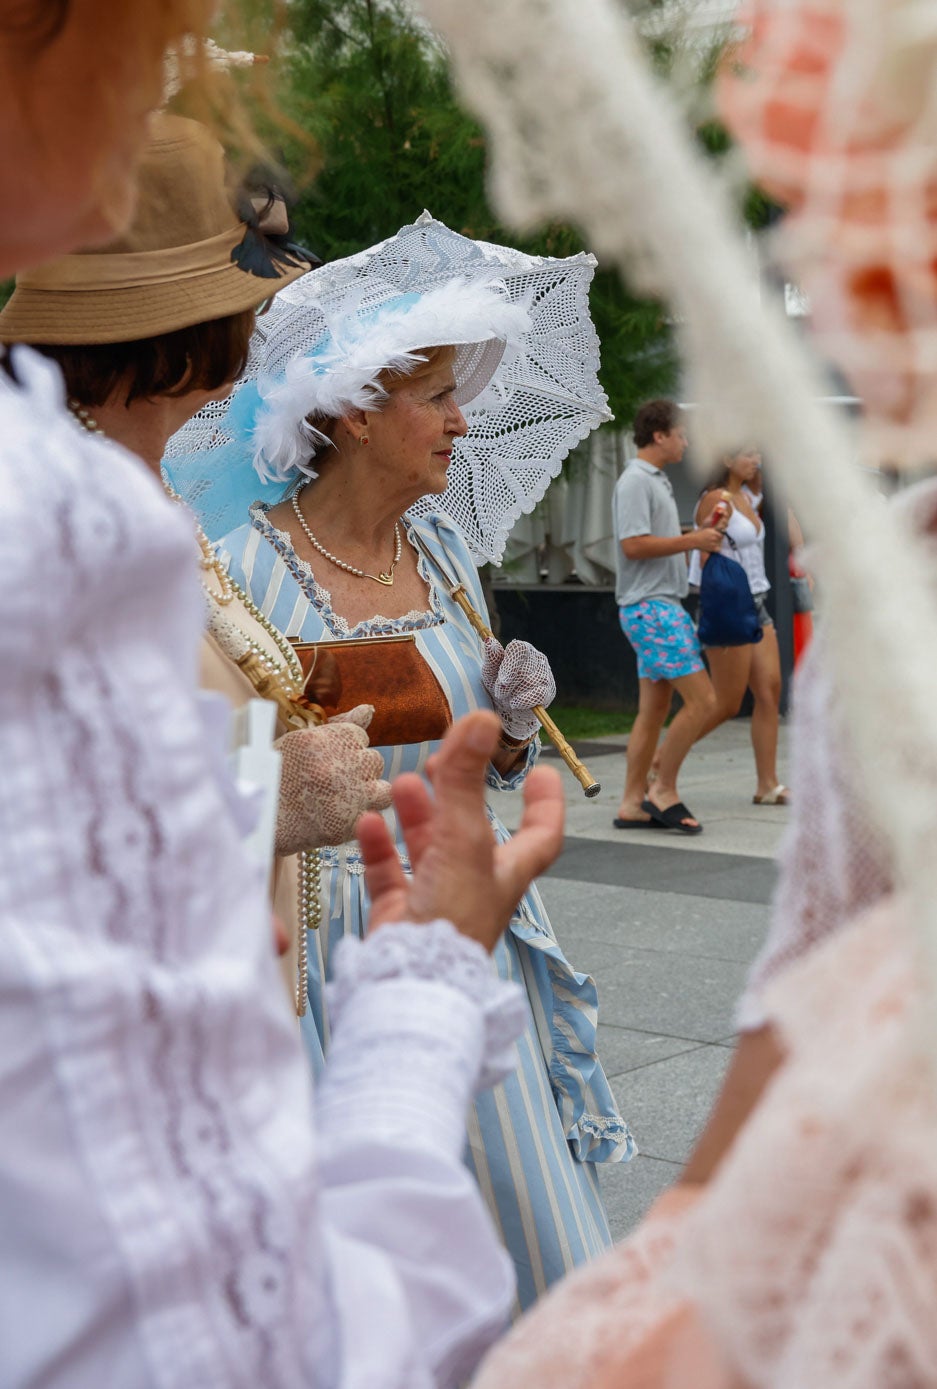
697,538,763,648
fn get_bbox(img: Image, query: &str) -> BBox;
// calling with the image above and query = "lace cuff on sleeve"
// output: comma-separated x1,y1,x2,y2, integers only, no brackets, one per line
319,920,527,1157
486,735,541,791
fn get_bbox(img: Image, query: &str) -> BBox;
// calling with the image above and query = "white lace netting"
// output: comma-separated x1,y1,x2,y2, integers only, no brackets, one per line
735,641,893,1028
327,920,528,1092
737,475,937,1030
481,636,557,741
273,717,391,855
164,213,611,562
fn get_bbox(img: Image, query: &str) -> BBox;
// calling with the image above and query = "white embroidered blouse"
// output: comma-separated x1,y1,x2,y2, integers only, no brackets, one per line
0,351,524,1389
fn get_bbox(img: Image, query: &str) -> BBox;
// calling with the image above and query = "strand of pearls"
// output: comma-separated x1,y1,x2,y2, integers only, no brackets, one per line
197,558,323,1009
296,848,323,1015
197,546,323,1013
68,400,105,434
161,478,237,605
292,482,402,585
68,400,321,1009
203,566,323,1012
205,558,304,684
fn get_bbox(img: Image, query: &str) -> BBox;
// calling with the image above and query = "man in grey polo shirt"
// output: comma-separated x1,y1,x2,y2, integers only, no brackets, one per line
612,399,722,834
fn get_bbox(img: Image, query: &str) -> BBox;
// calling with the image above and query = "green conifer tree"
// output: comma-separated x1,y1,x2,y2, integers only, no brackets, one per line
279,0,680,427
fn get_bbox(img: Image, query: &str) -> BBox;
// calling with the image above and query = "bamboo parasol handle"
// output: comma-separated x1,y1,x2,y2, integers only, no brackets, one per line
450,584,601,798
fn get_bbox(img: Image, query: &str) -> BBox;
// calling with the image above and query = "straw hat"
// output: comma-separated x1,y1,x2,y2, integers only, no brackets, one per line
0,114,312,345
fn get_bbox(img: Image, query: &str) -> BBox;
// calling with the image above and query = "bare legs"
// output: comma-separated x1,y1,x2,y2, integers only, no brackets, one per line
618,669,718,828
697,629,783,798
748,627,783,798
699,645,751,732
619,677,672,821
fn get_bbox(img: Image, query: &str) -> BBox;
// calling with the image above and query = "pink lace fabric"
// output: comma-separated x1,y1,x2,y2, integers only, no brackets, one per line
674,895,937,1388
471,1185,703,1389
717,0,937,461
473,898,937,1389
737,477,937,1032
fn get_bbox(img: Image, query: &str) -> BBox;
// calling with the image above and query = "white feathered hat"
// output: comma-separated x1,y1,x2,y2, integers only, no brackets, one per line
164,214,611,562
250,275,531,482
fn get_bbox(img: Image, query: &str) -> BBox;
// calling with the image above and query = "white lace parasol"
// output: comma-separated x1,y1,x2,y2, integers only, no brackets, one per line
163,212,611,563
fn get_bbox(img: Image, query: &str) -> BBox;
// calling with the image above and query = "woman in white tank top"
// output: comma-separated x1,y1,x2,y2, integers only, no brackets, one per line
689,449,788,805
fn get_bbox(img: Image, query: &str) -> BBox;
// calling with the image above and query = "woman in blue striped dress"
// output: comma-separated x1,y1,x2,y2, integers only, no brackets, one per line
215,283,634,1310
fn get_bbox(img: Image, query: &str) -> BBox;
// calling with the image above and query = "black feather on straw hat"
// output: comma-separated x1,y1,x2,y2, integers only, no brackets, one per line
0,114,316,346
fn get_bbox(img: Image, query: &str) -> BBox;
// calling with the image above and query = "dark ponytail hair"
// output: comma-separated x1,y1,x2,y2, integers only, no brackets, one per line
697,458,732,503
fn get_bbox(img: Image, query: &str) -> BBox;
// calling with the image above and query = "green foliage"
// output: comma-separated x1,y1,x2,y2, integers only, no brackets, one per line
589,273,677,425
284,1,476,253
278,0,678,428
539,705,635,740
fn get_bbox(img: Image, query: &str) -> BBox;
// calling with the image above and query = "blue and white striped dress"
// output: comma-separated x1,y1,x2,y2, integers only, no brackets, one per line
222,504,635,1310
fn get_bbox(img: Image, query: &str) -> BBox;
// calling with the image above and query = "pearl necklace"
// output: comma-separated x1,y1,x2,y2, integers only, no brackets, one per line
163,489,321,1019
67,400,321,1009
291,483,402,586
162,479,238,606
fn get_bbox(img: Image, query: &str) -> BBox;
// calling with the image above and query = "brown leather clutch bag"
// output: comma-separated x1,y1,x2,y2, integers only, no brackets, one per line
291,633,452,748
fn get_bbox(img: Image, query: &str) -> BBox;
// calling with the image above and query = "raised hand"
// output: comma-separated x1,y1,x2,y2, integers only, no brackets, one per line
692,526,725,554
359,710,565,952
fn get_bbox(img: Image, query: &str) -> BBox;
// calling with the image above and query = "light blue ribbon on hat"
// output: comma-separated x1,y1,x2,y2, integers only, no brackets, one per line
161,378,289,542
162,292,430,541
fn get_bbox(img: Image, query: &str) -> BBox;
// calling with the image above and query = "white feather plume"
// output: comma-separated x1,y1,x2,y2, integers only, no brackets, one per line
251,278,531,483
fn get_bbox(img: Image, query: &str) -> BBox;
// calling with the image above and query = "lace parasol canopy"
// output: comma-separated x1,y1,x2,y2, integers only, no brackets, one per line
163,212,611,564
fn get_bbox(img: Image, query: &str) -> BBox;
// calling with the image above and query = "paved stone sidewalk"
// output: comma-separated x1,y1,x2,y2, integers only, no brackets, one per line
498,717,790,1240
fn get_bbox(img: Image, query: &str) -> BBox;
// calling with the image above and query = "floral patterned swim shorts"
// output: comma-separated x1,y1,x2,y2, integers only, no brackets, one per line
618,599,704,681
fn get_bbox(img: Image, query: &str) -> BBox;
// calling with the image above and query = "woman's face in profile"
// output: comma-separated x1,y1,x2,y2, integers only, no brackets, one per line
0,0,196,275
366,360,468,499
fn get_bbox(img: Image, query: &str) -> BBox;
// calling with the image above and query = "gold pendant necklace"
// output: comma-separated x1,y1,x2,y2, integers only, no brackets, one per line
291,484,402,586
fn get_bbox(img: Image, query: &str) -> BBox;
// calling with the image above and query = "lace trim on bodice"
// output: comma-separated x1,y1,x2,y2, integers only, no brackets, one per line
249,502,446,638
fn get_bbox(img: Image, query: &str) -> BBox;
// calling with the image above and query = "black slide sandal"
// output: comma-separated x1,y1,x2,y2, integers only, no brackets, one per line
612,817,668,830
641,798,704,835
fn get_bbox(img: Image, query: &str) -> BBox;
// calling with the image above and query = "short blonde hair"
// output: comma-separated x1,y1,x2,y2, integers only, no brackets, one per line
379,343,457,392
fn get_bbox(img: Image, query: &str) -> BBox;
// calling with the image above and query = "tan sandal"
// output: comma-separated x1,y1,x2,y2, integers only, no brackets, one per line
753,784,790,806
